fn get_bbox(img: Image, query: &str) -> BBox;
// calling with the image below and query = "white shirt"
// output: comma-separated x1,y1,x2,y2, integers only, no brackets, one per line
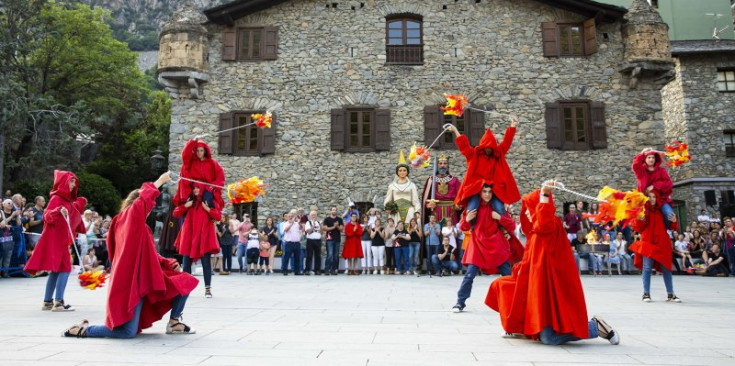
674,240,689,253
305,220,322,240
698,214,711,223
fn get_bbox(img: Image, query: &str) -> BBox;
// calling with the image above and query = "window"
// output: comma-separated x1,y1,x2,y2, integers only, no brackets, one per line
442,113,466,146
717,70,735,92
386,16,423,65
541,19,597,57
724,131,735,157
545,101,607,150
423,105,484,149
222,27,278,61
233,202,258,225
331,108,391,152
217,111,276,156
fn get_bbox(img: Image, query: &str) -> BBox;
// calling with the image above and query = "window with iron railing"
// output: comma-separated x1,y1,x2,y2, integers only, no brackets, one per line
386,16,423,65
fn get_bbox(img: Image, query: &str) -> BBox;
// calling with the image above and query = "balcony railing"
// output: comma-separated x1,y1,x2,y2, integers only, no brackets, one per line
386,45,423,65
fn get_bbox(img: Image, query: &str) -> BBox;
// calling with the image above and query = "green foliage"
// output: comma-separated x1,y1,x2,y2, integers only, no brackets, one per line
76,172,121,216
13,179,54,202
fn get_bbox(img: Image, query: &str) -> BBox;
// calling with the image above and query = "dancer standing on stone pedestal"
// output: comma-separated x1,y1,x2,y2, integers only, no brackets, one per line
63,172,198,338
486,181,620,346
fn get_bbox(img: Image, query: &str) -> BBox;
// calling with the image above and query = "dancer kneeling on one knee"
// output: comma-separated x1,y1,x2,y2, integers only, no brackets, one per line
64,172,198,338
486,181,620,346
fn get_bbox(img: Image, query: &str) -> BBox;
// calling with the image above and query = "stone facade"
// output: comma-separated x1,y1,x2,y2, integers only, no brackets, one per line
663,51,735,221
162,0,673,224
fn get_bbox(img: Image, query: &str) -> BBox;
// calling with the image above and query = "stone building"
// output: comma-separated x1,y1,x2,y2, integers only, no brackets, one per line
662,39,735,223
158,0,676,223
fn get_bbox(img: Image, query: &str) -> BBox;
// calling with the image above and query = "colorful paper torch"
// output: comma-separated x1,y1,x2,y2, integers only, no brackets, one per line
227,177,266,204
583,187,649,228
251,112,273,128
78,270,107,290
408,143,431,168
664,141,691,168
441,93,469,117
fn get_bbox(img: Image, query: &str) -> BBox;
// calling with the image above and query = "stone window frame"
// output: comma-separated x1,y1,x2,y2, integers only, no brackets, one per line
346,108,376,152
385,14,424,65
545,100,607,151
423,104,484,150
541,19,597,57
724,130,735,157
716,69,735,93
330,107,392,153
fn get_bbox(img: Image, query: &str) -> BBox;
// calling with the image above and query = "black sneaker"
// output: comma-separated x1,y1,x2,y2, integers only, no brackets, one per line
451,304,465,313
642,293,651,302
592,315,620,345
666,294,682,303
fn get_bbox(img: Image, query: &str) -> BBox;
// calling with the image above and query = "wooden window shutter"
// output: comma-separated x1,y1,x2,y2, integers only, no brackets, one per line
590,102,607,149
583,18,598,56
467,107,486,147
330,109,346,151
259,112,276,155
544,102,562,149
263,27,279,60
541,22,559,57
223,28,236,61
375,109,391,151
218,112,235,154
423,105,442,147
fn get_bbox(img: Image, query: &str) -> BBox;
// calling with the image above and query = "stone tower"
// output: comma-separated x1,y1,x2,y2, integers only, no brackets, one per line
157,2,209,99
620,0,675,88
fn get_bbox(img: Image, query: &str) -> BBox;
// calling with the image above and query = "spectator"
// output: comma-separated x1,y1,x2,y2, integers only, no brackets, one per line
697,209,711,224
262,216,278,275
3,189,11,200
82,248,104,271
689,230,705,262
322,207,344,276
367,208,379,228
695,244,729,277
304,210,323,275
281,211,303,276
431,236,459,276
392,221,410,275
408,217,422,276
370,218,386,275
244,228,260,275
705,231,721,252
673,233,694,270
722,223,735,274
216,214,235,275
0,199,21,278
588,202,601,233
25,196,46,252
606,233,621,275
359,215,373,275
572,230,601,274
613,232,633,274
342,203,360,223
563,204,581,243
423,213,442,276
384,218,396,275
342,212,363,275
235,214,254,252
258,234,270,275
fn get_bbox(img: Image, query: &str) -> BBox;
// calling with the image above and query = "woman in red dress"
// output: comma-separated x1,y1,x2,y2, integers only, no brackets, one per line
632,148,675,228
174,138,225,210
25,170,87,312
173,183,221,298
342,213,364,275
63,172,198,338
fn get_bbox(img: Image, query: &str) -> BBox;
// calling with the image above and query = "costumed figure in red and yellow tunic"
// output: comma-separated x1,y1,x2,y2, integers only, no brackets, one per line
485,181,620,345
422,153,461,225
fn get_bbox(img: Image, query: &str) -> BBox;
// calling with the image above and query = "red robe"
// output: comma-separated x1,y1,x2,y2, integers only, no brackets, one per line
105,182,198,332
173,183,222,261
629,191,677,272
342,222,364,259
174,139,226,210
454,127,521,208
459,199,523,273
632,151,673,206
486,190,589,340
25,170,87,275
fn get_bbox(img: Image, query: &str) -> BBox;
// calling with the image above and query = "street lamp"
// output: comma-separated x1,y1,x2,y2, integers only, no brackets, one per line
150,149,165,173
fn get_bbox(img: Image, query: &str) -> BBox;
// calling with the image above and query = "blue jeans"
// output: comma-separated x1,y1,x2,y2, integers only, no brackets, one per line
573,252,580,271
220,244,233,272
408,242,421,271
456,263,510,307
578,253,602,273
44,271,70,302
466,195,506,216
431,256,460,274
86,295,188,338
182,253,211,287
291,247,306,273
538,320,598,345
325,240,340,272
236,243,247,270
281,241,301,274
425,244,439,273
642,256,673,294
661,203,674,228
395,246,409,272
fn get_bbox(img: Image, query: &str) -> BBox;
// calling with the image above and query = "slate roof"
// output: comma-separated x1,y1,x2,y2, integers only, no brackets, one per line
670,40,735,55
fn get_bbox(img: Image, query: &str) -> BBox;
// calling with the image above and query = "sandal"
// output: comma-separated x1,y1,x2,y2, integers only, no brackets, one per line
166,319,196,334
63,319,89,338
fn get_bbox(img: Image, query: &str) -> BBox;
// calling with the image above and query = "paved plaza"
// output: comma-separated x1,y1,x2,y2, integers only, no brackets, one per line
0,273,733,366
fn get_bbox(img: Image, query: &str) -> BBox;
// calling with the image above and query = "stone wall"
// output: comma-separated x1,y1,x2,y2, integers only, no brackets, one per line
167,0,670,223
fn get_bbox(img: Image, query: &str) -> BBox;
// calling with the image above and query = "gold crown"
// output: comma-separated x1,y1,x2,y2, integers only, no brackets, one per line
438,153,449,162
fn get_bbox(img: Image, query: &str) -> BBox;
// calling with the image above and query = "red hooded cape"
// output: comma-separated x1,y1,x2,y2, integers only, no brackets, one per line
632,151,673,205
174,139,226,210
629,190,677,272
105,182,198,332
459,198,523,274
173,183,221,260
486,190,589,340
454,127,520,208
342,222,364,259
25,170,87,275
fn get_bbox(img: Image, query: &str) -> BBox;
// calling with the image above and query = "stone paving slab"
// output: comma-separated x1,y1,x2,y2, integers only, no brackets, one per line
0,273,733,365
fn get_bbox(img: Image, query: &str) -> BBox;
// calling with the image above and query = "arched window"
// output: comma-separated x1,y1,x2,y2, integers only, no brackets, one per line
386,16,423,65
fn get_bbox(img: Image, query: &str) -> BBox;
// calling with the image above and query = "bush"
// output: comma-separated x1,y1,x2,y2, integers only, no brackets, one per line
76,172,121,216
12,179,54,202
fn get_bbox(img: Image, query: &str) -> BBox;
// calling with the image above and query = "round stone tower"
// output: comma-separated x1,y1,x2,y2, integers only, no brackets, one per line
622,0,672,63
157,2,209,99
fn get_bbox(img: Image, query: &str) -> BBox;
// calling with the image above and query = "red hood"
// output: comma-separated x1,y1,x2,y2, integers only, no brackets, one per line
647,189,662,210
643,151,663,169
474,129,501,156
520,190,554,235
49,170,78,202
190,140,213,160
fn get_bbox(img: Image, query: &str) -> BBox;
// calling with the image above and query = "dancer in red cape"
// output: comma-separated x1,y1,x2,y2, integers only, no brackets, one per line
63,172,198,338
451,184,523,313
174,183,221,298
449,117,520,216
632,147,675,228
174,138,225,210
25,170,87,312
485,181,619,345
342,213,364,275
629,189,681,303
